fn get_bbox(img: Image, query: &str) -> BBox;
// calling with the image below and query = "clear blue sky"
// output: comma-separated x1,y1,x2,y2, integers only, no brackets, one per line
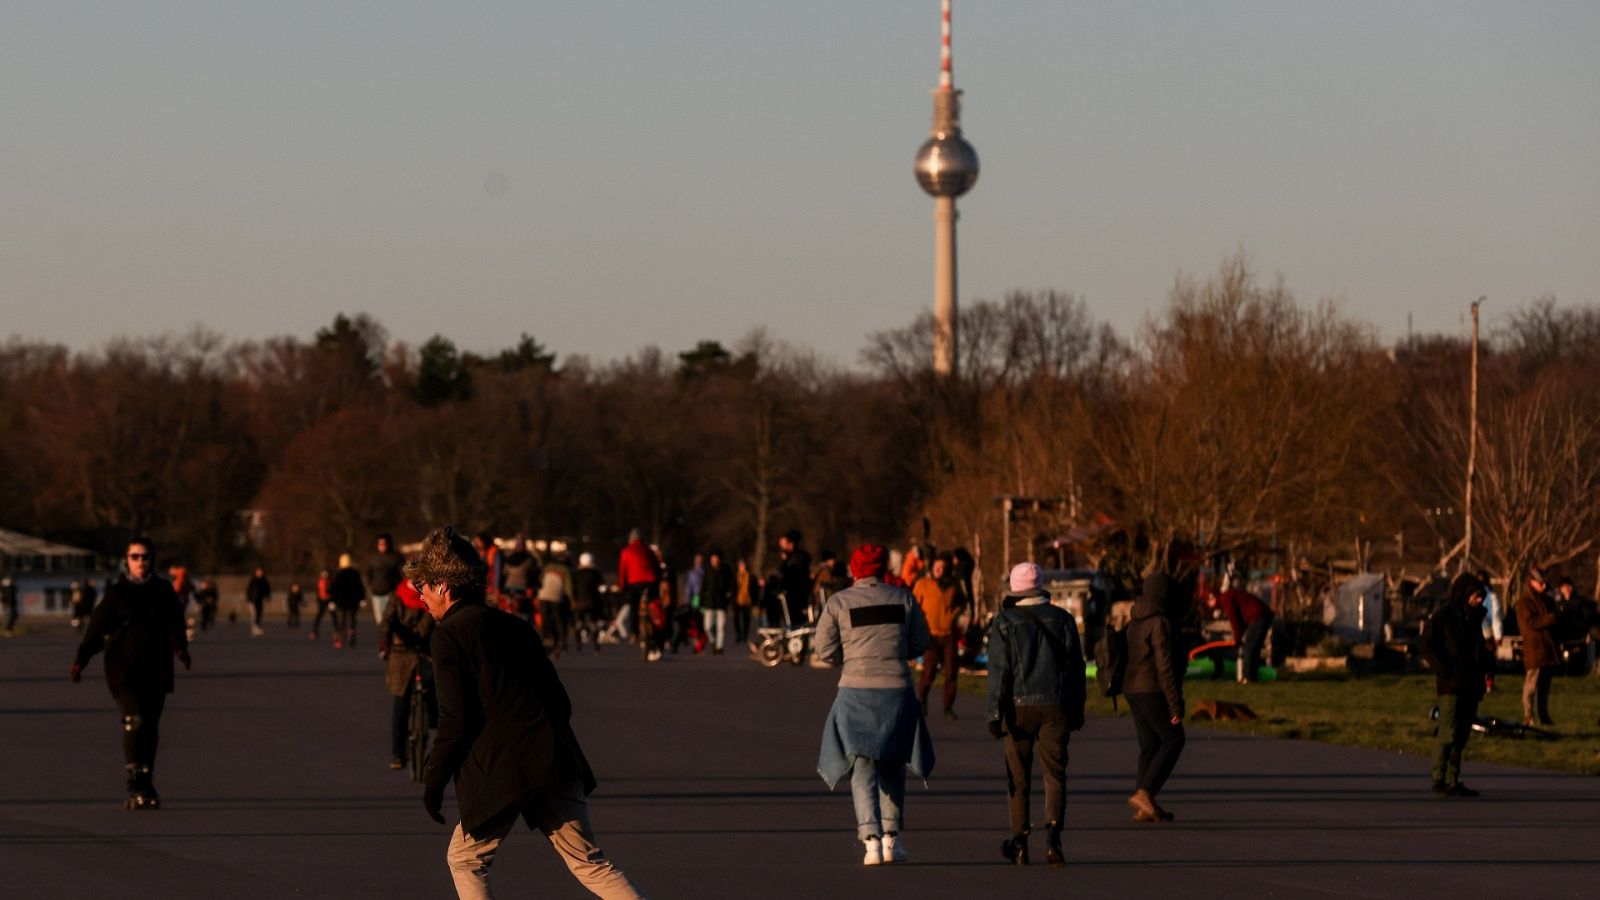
4,1,1596,365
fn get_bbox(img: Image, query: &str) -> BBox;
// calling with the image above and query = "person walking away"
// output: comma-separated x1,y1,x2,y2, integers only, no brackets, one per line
1124,545,1193,823
913,554,965,719
814,544,934,866
69,537,191,809
616,530,661,660
331,554,366,649
366,533,406,625
500,536,538,624
699,550,734,655
408,527,644,899
311,570,334,640
69,579,98,634
381,579,437,769
195,578,220,633
571,553,605,653
734,559,754,644
986,563,1086,867
1516,567,1560,727
245,567,271,637
285,582,304,629
537,553,573,657
778,530,814,629
1211,587,1274,683
1,575,18,637
1420,572,1492,796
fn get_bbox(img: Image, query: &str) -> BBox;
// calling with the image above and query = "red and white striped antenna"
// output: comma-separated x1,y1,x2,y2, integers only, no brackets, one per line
939,0,953,91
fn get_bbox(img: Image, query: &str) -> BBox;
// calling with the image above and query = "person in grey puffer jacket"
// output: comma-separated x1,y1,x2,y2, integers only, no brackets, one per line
814,544,934,867
985,562,1085,868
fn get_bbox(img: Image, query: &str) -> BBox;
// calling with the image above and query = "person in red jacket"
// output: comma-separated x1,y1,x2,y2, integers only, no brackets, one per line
616,530,662,661
1212,588,1275,683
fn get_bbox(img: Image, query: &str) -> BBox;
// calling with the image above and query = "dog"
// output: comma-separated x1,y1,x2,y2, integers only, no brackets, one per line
1189,699,1258,722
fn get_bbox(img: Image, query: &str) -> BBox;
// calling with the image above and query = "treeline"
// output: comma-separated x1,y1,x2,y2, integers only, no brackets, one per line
3,254,1597,598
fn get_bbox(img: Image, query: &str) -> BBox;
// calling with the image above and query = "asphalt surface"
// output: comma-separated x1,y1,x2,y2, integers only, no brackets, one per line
3,615,1598,899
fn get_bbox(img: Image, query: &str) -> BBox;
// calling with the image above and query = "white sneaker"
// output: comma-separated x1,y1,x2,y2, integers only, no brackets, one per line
882,833,907,863
862,837,883,866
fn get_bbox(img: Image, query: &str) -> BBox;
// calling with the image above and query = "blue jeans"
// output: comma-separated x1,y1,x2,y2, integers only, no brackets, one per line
850,756,905,840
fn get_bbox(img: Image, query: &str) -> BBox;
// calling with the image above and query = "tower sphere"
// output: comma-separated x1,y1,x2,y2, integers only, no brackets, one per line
914,135,979,198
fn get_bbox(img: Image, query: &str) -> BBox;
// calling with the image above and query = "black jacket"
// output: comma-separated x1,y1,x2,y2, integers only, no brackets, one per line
1124,572,1189,718
73,576,187,696
700,562,735,611
366,549,406,597
246,575,271,605
1422,575,1492,699
425,599,595,833
571,566,603,613
331,567,366,611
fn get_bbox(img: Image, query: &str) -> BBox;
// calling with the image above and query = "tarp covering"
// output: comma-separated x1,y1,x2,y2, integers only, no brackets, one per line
1325,572,1386,644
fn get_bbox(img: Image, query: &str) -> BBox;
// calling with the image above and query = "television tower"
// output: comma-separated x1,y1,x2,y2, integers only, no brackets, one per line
914,0,979,378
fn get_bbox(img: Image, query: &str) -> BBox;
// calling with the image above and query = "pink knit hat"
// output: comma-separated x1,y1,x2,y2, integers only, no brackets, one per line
1008,562,1042,593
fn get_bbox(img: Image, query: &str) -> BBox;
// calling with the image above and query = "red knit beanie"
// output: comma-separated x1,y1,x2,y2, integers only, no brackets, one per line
849,544,889,580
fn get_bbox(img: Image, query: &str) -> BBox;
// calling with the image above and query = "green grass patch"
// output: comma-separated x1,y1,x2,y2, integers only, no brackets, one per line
958,671,1600,776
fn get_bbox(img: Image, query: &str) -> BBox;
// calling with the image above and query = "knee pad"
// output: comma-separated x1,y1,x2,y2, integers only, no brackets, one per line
122,713,142,733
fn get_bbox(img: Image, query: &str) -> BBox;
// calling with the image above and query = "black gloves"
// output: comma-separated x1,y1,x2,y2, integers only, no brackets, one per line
423,783,446,824
986,719,1006,740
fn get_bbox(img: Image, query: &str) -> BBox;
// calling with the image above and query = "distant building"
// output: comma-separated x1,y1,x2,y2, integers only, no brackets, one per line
0,527,101,617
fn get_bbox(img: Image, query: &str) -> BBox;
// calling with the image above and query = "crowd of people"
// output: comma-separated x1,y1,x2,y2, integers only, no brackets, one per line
45,524,1600,896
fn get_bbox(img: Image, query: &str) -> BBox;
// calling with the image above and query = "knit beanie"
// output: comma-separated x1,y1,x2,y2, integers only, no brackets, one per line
849,544,889,580
1008,562,1043,593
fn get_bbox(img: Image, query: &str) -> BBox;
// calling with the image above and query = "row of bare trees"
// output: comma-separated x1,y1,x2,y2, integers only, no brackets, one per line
3,255,1597,598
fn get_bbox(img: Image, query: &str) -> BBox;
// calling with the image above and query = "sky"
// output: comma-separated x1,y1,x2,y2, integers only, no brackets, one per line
4,1,1597,368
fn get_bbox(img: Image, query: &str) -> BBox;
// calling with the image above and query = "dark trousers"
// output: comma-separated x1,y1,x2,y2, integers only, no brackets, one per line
1126,691,1186,797
389,671,439,759
1432,693,1478,785
286,601,301,628
311,601,333,634
918,633,960,712
114,691,168,769
334,607,358,642
733,605,752,643
1002,705,1069,837
1239,614,1273,681
4,600,18,632
539,600,567,651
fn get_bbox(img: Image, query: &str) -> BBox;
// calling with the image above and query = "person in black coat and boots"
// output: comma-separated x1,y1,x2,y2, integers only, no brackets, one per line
1421,572,1492,797
70,537,191,809
407,526,644,900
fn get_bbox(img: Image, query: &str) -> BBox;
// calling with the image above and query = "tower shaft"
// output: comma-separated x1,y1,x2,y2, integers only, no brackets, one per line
933,196,958,377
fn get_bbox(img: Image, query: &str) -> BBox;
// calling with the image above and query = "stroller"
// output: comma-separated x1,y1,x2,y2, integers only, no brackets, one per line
754,591,816,667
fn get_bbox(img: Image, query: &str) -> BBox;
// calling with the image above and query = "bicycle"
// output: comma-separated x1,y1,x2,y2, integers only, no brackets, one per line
406,658,433,783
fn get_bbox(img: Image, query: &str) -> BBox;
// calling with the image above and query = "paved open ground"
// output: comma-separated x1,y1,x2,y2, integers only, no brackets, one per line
3,616,1598,898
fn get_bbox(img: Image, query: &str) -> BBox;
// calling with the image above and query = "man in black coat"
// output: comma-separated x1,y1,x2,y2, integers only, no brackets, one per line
70,537,191,809
406,526,643,900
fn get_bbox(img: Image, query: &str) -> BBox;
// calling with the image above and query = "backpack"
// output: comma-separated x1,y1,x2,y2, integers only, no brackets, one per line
1094,623,1129,709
